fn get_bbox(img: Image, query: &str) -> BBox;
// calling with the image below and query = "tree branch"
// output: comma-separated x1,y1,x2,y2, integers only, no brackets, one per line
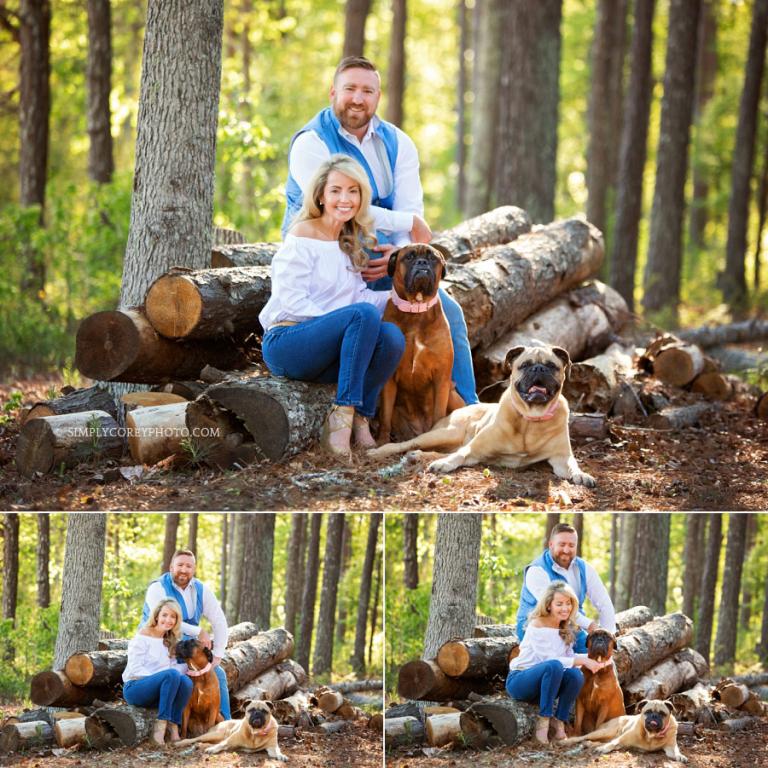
0,3,21,43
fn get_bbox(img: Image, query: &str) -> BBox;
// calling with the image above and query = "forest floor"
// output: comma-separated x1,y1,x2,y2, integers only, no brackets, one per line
1,374,766,512
385,718,768,768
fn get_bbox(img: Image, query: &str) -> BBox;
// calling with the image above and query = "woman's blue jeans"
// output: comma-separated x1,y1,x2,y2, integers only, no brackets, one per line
123,668,193,724
505,661,584,720
262,303,405,418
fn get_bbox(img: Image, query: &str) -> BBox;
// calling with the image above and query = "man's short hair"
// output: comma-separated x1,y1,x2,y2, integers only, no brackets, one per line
334,56,379,82
172,548,196,562
549,523,577,541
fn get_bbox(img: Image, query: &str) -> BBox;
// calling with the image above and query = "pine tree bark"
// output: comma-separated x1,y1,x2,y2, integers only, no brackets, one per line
297,513,322,671
335,517,353,644
630,513,670,615
759,566,768,664
313,513,345,677
615,513,638,612
455,0,468,211
86,0,113,183
239,514,275,630
2,515,20,634
220,514,228,608
423,514,482,658
161,513,180,573
714,513,748,667
187,513,198,554
739,514,757,629
342,0,371,58
119,0,224,307
495,0,562,223
723,0,768,308
609,0,656,310
695,513,722,662
226,513,247,624
284,514,307,639
682,513,705,622
368,551,381,666
53,514,107,669
403,513,419,589
642,0,701,316
353,514,381,674
386,0,406,127
36,513,50,608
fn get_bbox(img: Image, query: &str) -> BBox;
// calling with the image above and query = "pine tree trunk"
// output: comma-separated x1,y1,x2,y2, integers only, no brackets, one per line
220,514,228,608
386,0,406,127
714,513,749,667
342,0,371,58
455,0,468,210
631,513,670,615
119,0,224,307
335,518,353,644
36,513,50,608
297,514,322,671
2,515,20,638
423,514,482,658
758,567,768,664
368,551,381,666
695,513,722,662
682,513,705,623
353,514,381,674
226,513,247,624
642,0,701,317
403,513,419,589
313,513,345,676
86,0,113,183
543,514,560,550
161,513,179,573
239,514,275,630
609,0,656,311
284,514,307,639
53,514,107,669
615,513,638,612
187,513,198,554
739,514,757,629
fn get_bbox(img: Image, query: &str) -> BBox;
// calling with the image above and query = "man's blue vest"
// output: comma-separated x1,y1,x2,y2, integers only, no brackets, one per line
515,550,588,641
140,572,205,632
281,106,400,239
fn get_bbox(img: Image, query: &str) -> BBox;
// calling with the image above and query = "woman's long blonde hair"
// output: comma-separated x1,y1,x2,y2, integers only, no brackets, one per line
146,598,184,654
526,580,580,646
290,154,377,271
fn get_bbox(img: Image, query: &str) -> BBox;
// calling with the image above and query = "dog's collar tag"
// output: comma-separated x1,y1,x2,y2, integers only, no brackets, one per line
512,396,561,422
390,289,439,313
186,662,212,677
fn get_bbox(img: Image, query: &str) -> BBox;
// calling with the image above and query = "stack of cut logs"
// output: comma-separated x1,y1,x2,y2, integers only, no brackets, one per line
14,206,767,476
0,624,382,753
385,607,768,750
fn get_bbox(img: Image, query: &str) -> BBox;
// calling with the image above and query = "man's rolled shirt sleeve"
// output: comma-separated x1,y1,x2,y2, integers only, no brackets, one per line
202,585,229,659
585,562,617,633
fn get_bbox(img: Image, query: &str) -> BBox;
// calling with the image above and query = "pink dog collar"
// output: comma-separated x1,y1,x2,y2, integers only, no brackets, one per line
186,662,212,677
390,289,439,314
253,717,276,737
510,396,561,422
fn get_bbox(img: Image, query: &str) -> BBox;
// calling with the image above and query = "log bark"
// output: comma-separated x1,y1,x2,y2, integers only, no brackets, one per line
184,396,257,470
648,403,713,430
226,621,261,645
210,242,279,268
436,636,518,679
87,703,155,747
717,682,749,708
16,411,123,477
652,343,706,386
25,386,118,423
53,716,87,748
83,714,117,749
473,624,518,638
690,372,733,401
154,381,208,400
230,664,300,713
384,716,425,747
65,649,127,687
614,612,693,685
30,670,114,707
426,712,463,746
272,690,312,724
669,682,712,721
624,647,709,705
125,402,189,465
0,721,55,752
328,679,383,694
75,308,247,384
615,605,654,632
144,265,271,340
564,343,636,413
397,659,490,701
220,627,294,691
729,672,768,687
121,392,187,410
676,319,768,348
317,689,345,714
708,346,768,373
443,218,604,349
460,697,537,746
720,716,758,732
475,281,629,391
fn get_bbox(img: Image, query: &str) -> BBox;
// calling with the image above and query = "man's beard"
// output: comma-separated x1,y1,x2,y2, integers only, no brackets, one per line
334,104,372,132
553,553,573,568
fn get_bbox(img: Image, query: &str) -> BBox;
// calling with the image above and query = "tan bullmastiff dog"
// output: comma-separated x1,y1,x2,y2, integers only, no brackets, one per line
378,243,463,443
175,699,287,760
369,344,596,487
562,699,687,763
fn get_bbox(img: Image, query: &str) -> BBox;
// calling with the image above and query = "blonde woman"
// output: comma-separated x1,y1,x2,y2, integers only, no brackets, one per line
122,598,192,746
259,154,405,458
506,581,610,745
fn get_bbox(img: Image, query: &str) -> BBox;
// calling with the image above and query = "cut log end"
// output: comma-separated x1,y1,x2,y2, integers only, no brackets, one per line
436,643,470,678
75,310,141,381
145,274,203,339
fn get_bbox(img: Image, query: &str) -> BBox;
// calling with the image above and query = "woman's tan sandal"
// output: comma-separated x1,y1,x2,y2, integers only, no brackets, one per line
535,716,550,745
551,719,567,741
151,719,167,746
320,404,354,458
352,413,377,449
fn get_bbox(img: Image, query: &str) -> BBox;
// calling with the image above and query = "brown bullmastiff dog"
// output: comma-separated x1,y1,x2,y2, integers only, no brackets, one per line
369,344,596,486
378,243,463,443
573,629,624,735
174,638,222,738
562,699,687,763
175,699,287,760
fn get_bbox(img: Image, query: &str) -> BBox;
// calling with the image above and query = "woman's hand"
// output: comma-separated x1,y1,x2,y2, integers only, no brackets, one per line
579,657,611,673
363,244,396,282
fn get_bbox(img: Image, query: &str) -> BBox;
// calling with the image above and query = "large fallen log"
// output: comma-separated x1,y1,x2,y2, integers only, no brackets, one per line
652,343,707,387
230,660,307,713
221,627,294,691
145,266,271,340
669,682,713,721
443,218,604,349
75,308,248,384
25,386,119,423
647,403,714,430
676,319,768,348
707,346,768,373
436,636,518,679
615,606,654,632
564,343,636,413
327,679,383,694
86,703,155,747
0,721,55,752
211,242,278,268
397,659,491,702
473,624,518,638
65,649,128,687
459,697,537,747
474,281,629,390
690,372,734,401
30,670,113,707
16,410,124,477
623,647,709,706
272,690,313,724
614,612,693,686
384,716,425,747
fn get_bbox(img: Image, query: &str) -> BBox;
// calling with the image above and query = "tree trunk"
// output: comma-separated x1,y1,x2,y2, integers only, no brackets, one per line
297,513,322,671
386,0,406,127
473,623,517,638
272,690,312,724
630,513,670,615
239,513,275,630
35,514,50,609
624,647,709,705
426,711,462,747
53,515,107,669
695,513,722,662
642,0,701,317
647,403,713,430
25,385,119,422
87,0,113,183
119,0,224,308
2,515,19,646
682,514,705,623
759,565,768,665
403,513,418,589
436,636,518,678
543,513,560,550
609,0,656,311
739,514,758,630
284,514,307,639
313,513,345,677
753,111,768,291
186,512,198,554
335,517,353,644
384,716,425,747
455,0,468,210
714,513,749,667
226,513,246,624
495,0,562,223
342,0,371,58
353,514,382,674
220,627,294,691
369,550,381,667
423,514,482,658
161,513,179,573
220,513,228,608
615,513,637,612
652,343,706,386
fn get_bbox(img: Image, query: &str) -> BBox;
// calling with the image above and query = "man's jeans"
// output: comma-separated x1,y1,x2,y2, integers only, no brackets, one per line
123,669,193,724
262,303,405,418
213,665,231,719
505,661,584,720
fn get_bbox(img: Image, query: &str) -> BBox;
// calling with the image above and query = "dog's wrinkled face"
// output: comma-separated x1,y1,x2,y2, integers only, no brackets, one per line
640,700,672,734
387,244,448,301
505,345,570,406
586,629,616,662
175,638,213,667
245,700,272,730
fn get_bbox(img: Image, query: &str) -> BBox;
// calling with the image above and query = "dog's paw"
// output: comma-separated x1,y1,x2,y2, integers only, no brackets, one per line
427,456,457,474
570,470,596,488
594,744,612,755
674,754,688,764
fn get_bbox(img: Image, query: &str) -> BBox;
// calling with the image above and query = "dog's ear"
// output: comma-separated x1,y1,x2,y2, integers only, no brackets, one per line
387,249,400,277
204,646,213,663
662,699,675,715
265,700,275,711
552,346,571,377
504,346,527,374
586,632,593,648
636,699,648,712
429,243,451,278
